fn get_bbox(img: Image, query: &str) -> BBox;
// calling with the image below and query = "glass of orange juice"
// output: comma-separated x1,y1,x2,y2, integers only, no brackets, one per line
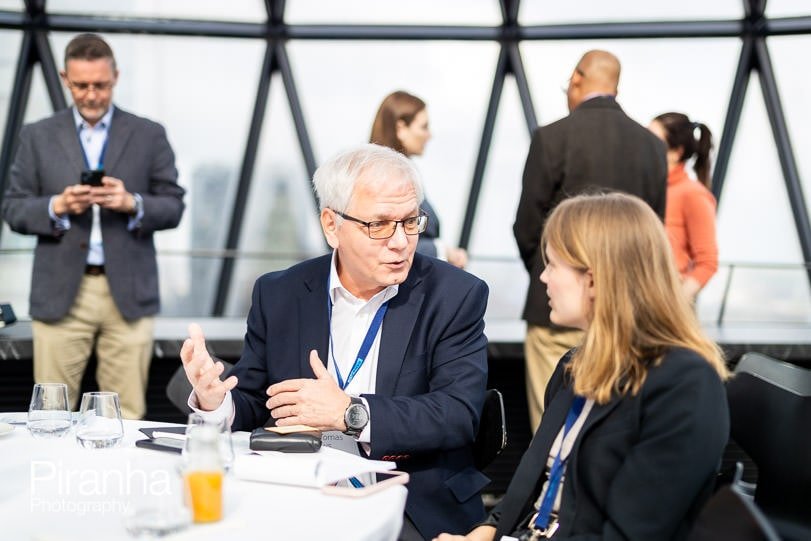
183,424,223,523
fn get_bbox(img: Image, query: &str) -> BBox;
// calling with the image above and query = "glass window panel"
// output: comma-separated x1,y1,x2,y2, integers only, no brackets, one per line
0,1,22,10
46,32,264,316
466,77,531,321
46,0,265,22
710,72,811,323
0,30,22,149
286,0,500,25
225,73,321,317
521,39,739,135
520,0,741,24
769,35,811,221
287,40,496,251
766,0,811,18
1,65,55,318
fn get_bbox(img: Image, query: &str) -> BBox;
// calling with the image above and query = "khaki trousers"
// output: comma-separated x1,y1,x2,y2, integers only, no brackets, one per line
524,324,583,433
32,274,154,419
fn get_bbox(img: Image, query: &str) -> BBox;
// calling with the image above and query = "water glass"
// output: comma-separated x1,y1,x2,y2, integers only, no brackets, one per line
27,383,72,438
76,391,124,449
182,413,234,472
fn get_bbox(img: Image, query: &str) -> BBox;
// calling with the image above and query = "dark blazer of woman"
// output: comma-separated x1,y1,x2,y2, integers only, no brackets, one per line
490,347,729,540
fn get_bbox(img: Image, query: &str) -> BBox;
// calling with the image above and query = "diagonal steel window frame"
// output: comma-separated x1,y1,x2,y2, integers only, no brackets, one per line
0,0,810,312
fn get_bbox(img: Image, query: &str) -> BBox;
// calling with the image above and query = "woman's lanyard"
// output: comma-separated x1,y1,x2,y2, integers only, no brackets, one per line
76,124,109,170
326,277,388,391
533,395,587,532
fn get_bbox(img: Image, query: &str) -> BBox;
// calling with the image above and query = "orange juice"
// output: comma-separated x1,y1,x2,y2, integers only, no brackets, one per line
184,470,223,523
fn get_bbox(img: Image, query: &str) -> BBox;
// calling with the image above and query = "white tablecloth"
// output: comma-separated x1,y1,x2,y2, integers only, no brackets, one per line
0,419,406,541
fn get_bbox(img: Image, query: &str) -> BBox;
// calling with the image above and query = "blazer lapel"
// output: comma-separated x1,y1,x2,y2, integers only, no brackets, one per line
103,107,133,173
498,384,576,532
375,262,425,397
298,261,330,377
55,111,86,177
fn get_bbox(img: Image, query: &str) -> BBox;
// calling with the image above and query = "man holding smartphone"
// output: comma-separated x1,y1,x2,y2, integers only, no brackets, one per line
2,33,185,419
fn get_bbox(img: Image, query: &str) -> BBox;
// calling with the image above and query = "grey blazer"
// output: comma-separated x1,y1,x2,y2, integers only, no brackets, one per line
2,106,186,322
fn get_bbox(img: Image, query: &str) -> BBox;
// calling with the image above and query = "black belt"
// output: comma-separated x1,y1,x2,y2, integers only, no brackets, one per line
85,264,105,276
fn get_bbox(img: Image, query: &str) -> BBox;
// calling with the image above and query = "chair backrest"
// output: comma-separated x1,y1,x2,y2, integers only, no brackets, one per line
166,360,235,415
687,482,781,541
474,388,507,470
727,352,811,527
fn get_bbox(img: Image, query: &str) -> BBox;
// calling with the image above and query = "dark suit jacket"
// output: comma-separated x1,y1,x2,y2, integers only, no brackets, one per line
513,97,667,327
228,253,491,539
2,106,185,321
489,348,729,540
417,197,441,257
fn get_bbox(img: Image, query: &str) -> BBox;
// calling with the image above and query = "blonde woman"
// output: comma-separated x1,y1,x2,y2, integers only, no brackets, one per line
435,193,729,541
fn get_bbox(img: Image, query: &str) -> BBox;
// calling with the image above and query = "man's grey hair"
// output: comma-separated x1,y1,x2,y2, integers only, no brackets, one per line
313,143,424,212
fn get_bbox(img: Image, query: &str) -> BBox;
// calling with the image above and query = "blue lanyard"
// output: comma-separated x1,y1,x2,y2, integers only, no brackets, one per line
76,124,109,170
326,278,389,390
533,395,587,531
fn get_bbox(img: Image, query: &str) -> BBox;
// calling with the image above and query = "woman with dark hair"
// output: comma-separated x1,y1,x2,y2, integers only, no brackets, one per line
434,193,729,541
649,112,718,301
370,91,468,268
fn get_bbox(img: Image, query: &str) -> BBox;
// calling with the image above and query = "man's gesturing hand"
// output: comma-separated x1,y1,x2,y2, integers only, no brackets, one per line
266,350,351,431
180,323,238,411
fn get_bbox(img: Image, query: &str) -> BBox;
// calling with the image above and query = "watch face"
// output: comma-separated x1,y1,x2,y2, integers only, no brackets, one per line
347,404,369,429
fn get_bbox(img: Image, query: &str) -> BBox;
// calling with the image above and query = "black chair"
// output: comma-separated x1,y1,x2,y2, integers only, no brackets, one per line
473,388,507,470
165,360,235,415
726,352,811,541
687,474,780,541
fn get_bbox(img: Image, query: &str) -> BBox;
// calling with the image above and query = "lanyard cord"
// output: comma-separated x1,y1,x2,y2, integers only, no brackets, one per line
533,395,587,530
326,277,388,391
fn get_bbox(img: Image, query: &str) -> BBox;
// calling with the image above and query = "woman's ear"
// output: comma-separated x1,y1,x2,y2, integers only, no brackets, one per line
585,269,596,300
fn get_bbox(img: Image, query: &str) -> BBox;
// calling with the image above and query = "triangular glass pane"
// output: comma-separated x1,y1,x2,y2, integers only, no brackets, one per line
766,0,811,18
706,72,811,324
467,76,530,322
769,35,811,225
286,0,500,25
225,72,317,316
521,39,739,134
46,0,265,22
1,60,53,318
287,40,496,251
520,0,742,24
0,29,23,151
48,32,264,316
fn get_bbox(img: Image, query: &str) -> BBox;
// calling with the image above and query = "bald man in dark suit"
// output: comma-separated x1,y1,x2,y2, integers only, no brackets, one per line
513,50,667,431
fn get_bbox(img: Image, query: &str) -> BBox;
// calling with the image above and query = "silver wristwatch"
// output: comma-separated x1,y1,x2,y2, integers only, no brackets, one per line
343,396,369,437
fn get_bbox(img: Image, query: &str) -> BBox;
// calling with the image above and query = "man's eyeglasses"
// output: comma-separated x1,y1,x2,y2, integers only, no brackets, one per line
332,209,428,239
65,80,115,93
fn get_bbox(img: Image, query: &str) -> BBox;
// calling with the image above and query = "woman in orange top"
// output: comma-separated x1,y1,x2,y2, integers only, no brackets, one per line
649,112,718,301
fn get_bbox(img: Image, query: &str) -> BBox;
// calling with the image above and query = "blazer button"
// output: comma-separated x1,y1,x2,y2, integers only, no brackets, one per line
79,242,88,249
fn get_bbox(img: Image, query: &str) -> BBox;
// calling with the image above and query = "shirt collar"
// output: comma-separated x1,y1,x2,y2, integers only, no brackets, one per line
581,92,616,103
73,105,114,132
328,250,399,306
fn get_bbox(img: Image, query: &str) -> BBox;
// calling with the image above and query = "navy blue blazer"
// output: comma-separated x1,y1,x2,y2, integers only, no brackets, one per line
229,253,491,539
491,348,729,540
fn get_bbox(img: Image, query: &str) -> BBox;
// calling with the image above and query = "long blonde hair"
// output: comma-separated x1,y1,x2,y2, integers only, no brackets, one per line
542,192,729,403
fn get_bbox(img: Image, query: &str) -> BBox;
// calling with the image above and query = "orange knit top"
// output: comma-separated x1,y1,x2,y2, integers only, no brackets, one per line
665,164,718,287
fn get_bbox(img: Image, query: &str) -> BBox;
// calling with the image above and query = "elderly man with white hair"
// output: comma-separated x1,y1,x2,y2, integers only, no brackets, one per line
181,144,490,541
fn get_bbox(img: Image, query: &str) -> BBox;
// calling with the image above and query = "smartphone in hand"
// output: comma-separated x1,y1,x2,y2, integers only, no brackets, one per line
80,169,105,187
